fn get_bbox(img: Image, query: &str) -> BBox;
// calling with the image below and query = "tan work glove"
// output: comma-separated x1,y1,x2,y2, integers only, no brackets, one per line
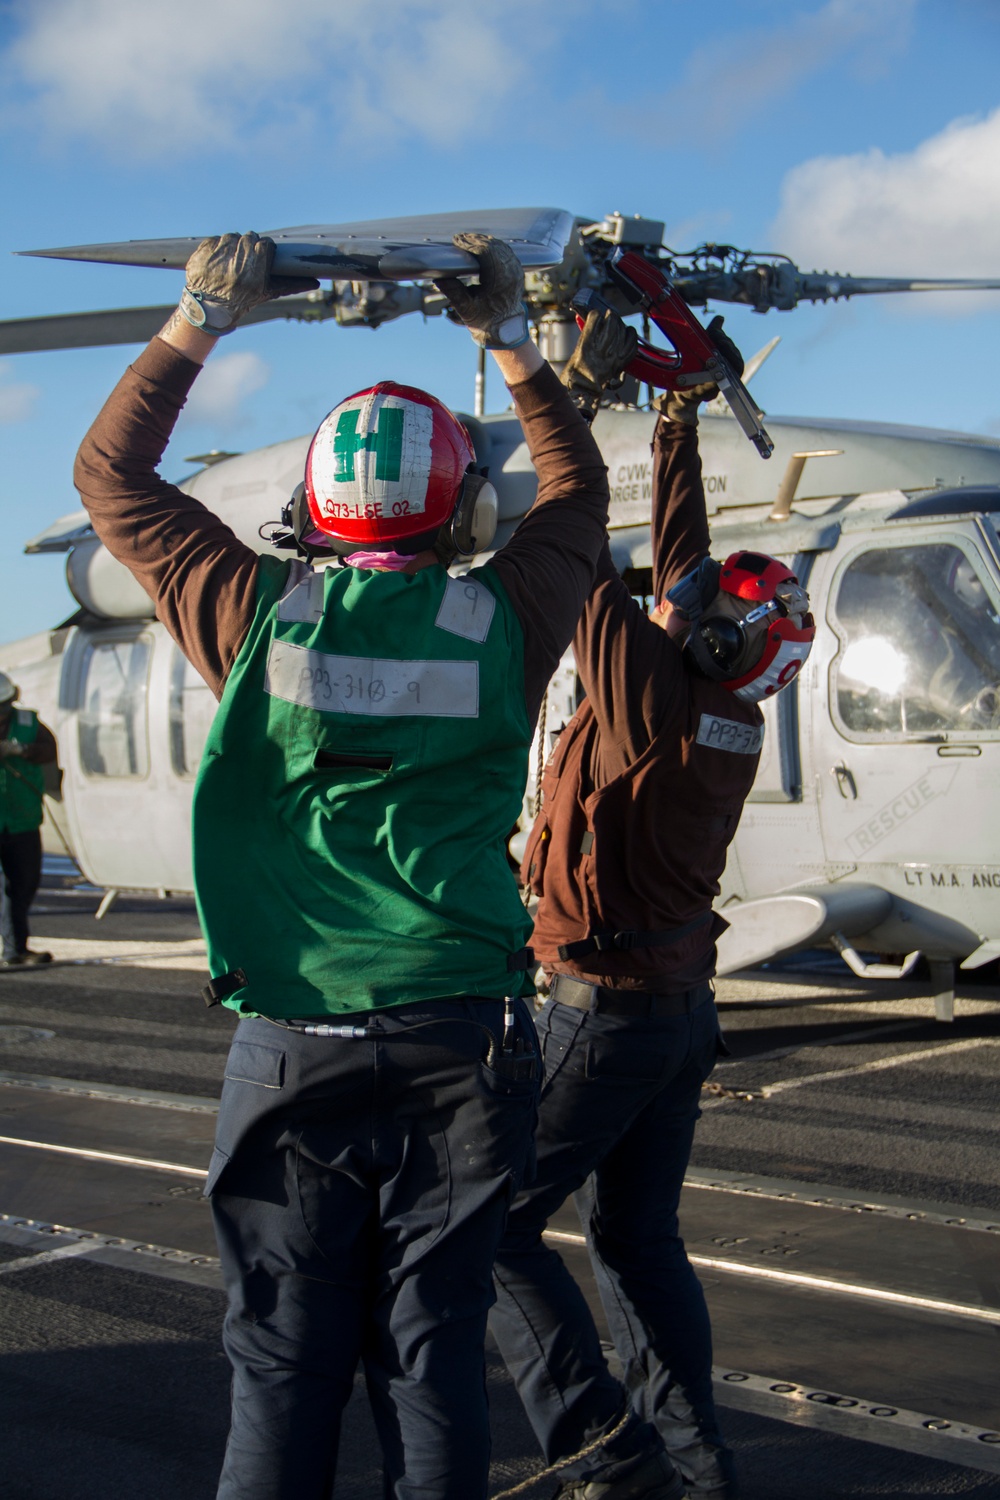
179,232,320,336
561,307,639,423
653,315,745,426
435,233,530,349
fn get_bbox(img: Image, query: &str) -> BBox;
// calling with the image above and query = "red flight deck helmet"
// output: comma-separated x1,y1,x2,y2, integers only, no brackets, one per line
666,550,815,704
301,381,497,556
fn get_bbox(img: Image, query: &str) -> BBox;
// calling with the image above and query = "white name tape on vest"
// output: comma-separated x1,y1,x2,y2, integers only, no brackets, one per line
265,640,480,718
696,714,764,755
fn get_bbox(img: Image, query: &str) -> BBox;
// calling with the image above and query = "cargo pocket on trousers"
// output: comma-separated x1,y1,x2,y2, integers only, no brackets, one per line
223,1041,286,1088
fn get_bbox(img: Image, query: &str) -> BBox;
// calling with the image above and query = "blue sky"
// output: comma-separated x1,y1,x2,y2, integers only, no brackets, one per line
2,0,1000,641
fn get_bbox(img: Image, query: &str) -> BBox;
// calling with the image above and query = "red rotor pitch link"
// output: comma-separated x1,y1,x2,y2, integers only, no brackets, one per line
574,247,774,459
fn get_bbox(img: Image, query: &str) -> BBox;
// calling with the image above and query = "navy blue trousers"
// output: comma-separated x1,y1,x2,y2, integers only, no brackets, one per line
208,999,538,1500
489,988,721,1480
0,827,42,959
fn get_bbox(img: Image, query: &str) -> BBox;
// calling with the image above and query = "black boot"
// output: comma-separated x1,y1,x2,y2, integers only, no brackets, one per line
554,1451,688,1499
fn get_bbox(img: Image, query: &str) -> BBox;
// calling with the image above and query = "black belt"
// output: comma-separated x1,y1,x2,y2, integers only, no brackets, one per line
548,972,713,1019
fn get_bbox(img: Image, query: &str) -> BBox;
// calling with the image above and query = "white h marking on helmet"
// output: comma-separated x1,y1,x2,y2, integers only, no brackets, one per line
310,393,434,521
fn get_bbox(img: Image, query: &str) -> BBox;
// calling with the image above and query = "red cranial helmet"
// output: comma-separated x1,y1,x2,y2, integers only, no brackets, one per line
667,551,815,703
304,382,477,552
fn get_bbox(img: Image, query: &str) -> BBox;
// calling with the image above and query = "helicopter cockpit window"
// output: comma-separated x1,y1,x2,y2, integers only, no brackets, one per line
169,649,216,779
78,636,151,777
833,544,1000,736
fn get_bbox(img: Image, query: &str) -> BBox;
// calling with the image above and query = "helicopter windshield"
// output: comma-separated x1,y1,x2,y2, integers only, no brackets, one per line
833,542,1000,736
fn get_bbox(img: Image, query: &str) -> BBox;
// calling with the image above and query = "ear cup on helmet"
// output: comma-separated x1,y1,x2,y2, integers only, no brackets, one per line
697,616,746,672
449,470,498,557
685,614,746,681
283,482,338,558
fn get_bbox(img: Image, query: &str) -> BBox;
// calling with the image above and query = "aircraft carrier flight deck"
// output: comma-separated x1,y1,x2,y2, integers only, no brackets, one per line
1,872,998,1499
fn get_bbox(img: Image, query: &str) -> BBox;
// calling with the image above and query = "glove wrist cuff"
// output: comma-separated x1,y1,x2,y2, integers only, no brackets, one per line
653,392,701,426
476,306,531,351
566,389,599,424
179,289,239,336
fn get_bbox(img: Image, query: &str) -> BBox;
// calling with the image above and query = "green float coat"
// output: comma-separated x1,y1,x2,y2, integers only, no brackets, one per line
193,556,534,1017
0,710,44,834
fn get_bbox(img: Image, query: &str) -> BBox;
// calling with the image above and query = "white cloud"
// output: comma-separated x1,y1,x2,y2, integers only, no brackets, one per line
178,351,269,430
0,362,40,423
641,0,916,142
0,0,543,157
771,107,1000,290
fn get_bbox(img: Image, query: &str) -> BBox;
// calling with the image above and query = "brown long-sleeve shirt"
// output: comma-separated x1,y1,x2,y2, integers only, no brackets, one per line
524,416,764,993
74,339,609,721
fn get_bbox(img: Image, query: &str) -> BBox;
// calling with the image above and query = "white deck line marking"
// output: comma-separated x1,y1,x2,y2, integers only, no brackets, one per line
759,1035,1000,1098
542,1230,1000,1326
0,1240,96,1276
0,1135,208,1178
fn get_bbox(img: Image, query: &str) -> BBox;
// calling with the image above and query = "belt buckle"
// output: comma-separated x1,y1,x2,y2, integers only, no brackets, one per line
553,974,597,1011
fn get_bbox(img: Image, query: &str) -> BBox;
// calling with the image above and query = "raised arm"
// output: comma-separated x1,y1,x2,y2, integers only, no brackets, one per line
74,234,318,697
650,415,711,601
566,315,744,766
651,315,744,598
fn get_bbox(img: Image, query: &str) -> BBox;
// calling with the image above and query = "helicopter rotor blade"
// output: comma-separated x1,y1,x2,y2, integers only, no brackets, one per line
795,273,1000,302
17,207,575,282
739,335,781,383
0,294,342,355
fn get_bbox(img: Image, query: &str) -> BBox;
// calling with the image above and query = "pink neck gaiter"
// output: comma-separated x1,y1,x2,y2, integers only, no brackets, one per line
344,550,417,572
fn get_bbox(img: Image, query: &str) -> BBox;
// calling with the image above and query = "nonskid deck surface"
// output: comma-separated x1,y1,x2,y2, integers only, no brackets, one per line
0,885,998,1497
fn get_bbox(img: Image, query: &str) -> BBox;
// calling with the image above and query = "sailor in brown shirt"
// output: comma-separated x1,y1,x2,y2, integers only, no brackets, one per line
489,318,815,1500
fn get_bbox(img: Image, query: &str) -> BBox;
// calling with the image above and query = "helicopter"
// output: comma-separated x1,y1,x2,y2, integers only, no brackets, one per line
3,205,1000,1018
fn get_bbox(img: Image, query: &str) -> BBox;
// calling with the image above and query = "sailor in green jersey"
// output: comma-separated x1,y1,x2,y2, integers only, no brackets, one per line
0,671,58,968
74,231,610,1500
